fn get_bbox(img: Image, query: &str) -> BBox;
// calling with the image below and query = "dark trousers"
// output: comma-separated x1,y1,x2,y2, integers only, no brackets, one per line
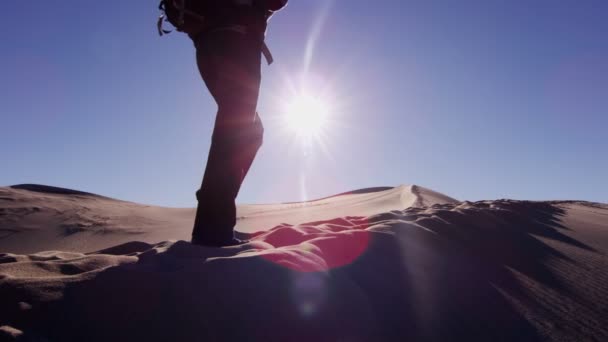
191,30,264,243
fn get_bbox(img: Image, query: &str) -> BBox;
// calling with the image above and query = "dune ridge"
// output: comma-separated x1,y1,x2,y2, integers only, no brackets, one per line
9,184,110,199
0,184,456,254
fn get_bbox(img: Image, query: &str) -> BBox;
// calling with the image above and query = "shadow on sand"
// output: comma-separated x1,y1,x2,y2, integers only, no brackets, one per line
0,201,595,341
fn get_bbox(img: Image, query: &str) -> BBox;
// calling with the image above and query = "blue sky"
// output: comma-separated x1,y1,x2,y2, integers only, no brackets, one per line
2,0,607,207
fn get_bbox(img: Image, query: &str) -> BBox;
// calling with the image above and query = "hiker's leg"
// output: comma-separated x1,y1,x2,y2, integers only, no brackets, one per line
191,31,263,243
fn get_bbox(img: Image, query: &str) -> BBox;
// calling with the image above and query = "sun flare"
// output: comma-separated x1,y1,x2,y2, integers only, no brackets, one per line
283,94,330,139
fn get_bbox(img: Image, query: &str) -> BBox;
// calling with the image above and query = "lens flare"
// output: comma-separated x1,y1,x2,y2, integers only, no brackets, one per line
283,94,330,139
291,272,328,317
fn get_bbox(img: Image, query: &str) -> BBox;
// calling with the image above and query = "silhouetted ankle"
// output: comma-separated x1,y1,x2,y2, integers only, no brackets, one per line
191,236,248,247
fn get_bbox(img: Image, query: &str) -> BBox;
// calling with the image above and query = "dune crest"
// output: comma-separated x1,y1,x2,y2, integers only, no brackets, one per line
0,184,456,254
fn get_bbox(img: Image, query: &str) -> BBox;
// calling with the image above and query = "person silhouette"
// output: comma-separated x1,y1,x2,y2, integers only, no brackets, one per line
189,0,288,246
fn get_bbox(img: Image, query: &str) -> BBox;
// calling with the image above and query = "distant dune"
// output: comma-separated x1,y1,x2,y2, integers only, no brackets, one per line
1,184,607,341
0,184,457,254
9,184,110,198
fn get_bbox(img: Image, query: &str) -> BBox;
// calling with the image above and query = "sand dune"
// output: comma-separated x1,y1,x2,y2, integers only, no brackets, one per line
1,184,607,341
0,184,456,254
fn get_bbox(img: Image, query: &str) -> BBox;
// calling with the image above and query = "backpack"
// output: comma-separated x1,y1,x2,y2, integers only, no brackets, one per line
157,0,288,64
157,0,208,36
157,0,288,36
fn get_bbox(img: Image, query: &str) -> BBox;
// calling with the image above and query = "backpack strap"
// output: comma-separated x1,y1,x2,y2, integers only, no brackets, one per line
157,14,172,36
261,42,273,65
157,1,171,36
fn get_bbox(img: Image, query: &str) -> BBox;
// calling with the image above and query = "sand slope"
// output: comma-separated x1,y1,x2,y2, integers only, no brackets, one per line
1,185,607,341
0,184,456,254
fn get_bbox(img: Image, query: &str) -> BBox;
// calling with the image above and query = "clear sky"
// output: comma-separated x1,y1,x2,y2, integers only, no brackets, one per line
2,1,607,207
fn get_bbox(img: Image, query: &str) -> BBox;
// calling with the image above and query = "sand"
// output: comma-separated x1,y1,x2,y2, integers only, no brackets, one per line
1,184,607,341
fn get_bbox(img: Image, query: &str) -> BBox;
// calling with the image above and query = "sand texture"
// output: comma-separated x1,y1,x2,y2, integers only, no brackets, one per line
1,184,607,341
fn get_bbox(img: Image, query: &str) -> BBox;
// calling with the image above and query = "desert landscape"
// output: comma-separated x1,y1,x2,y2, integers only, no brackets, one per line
4,1,607,341
1,184,607,341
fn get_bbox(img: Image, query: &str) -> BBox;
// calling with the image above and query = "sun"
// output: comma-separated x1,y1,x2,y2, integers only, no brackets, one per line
282,94,330,139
